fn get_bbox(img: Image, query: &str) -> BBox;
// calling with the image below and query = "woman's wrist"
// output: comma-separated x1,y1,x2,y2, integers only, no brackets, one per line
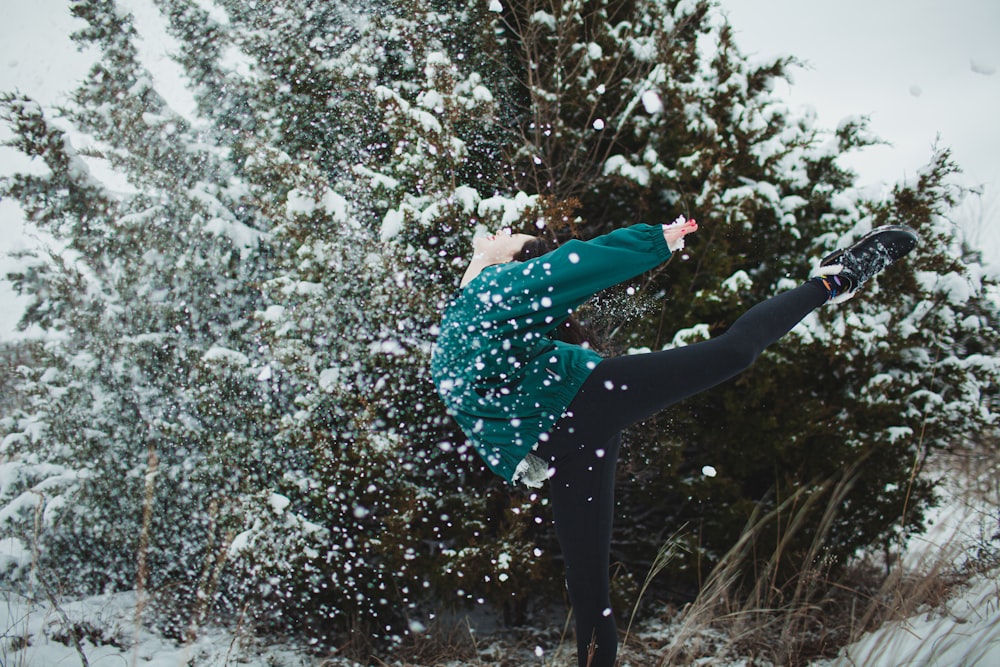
662,215,698,251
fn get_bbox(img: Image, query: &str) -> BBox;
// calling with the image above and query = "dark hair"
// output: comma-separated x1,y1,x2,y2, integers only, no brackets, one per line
514,236,596,348
515,236,554,263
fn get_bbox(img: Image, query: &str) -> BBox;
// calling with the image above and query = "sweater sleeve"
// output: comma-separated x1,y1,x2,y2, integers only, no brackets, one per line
474,223,672,322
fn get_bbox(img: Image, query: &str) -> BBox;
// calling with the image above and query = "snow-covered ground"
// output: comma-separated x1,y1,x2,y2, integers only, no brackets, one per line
1,591,317,667
831,573,1000,666
3,571,998,666
3,481,996,666
826,477,1000,667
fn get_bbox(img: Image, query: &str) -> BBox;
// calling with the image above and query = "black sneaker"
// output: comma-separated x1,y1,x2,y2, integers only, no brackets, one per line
817,225,919,299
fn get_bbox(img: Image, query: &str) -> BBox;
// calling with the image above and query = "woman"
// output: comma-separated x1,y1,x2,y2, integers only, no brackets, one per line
430,217,918,667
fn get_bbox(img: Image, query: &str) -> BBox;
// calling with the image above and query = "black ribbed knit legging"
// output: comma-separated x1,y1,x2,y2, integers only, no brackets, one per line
534,281,828,667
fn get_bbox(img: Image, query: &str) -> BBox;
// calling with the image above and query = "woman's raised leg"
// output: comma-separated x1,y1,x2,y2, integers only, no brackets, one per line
578,280,828,432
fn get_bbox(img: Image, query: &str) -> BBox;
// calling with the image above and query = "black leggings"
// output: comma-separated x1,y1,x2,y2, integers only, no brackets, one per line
534,281,828,667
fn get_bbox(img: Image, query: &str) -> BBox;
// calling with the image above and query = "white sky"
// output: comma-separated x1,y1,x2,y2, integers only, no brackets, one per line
1,0,999,339
723,0,1000,253
0,0,92,340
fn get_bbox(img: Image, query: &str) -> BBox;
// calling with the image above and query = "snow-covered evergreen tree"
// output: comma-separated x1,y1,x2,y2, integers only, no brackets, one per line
198,0,568,641
478,0,1000,599
0,0,275,634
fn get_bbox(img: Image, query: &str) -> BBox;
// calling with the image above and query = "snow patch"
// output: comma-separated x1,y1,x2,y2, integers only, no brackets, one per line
118,0,201,124
201,346,249,366
477,191,537,227
529,11,556,31
603,155,650,186
669,323,711,348
381,209,405,241
835,574,1000,666
721,270,752,294
268,492,291,513
285,187,348,221
452,185,481,213
190,0,231,25
916,270,976,305
203,217,268,257
260,305,285,322
318,367,341,391
354,164,399,191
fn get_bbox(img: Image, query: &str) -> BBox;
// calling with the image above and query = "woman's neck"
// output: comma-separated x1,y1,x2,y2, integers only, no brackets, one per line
460,257,495,287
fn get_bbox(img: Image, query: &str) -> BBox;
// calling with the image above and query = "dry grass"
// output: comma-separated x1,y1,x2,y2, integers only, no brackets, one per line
363,441,998,667
618,434,999,667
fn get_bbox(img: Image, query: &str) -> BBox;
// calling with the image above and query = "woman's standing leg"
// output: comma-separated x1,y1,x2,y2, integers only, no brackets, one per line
540,429,622,667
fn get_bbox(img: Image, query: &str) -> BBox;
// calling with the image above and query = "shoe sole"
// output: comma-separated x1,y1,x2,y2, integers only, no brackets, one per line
821,224,920,268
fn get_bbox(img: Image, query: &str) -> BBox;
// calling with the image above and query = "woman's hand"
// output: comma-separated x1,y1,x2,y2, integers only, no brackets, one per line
662,215,698,251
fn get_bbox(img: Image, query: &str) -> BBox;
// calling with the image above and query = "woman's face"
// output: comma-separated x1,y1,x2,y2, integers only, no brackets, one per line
473,227,536,264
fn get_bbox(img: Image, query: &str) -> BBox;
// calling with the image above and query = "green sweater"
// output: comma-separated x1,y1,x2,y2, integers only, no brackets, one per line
430,223,673,484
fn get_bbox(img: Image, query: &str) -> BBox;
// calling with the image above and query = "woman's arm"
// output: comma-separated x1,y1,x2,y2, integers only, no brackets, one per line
476,221,696,322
